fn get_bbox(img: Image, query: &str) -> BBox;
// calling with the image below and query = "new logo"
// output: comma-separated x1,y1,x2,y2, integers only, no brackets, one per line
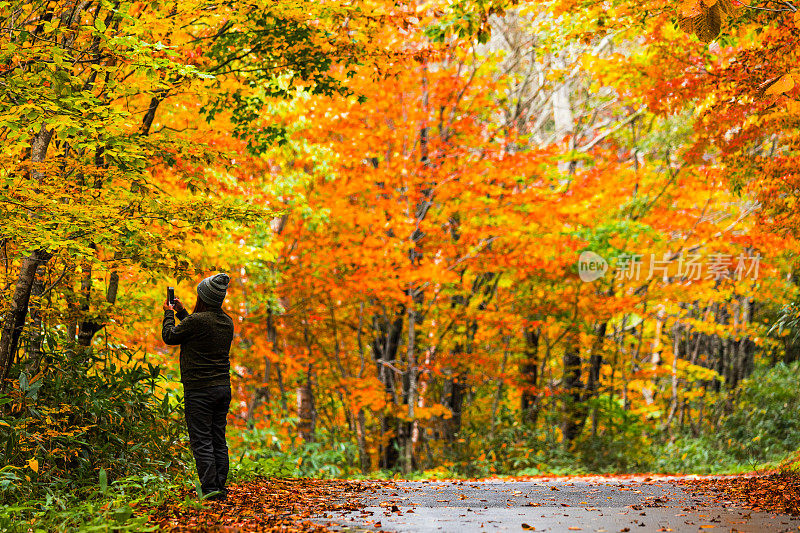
578,251,608,282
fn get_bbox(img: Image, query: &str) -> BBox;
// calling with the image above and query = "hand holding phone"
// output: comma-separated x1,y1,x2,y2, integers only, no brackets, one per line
167,287,175,305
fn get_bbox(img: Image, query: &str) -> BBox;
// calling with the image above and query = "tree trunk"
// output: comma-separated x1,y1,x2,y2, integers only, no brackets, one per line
76,259,96,347
24,264,47,375
442,372,466,441
372,311,403,470
403,297,417,474
489,341,510,438
246,310,276,427
0,250,52,388
586,322,606,394
585,321,606,436
77,267,119,348
246,358,270,428
275,362,289,414
642,306,666,404
561,335,584,445
356,408,370,474
553,46,575,174
666,321,683,433
552,50,574,140
520,326,540,424
0,122,55,388
297,378,315,442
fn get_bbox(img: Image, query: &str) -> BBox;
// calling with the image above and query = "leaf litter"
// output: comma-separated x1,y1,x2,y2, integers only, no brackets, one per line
679,470,800,516
144,477,393,532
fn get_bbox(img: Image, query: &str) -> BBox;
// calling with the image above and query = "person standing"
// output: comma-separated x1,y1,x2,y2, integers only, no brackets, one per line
162,273,234,501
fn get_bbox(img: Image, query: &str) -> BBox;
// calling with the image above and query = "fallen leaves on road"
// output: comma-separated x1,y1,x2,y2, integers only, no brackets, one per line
145,477,392,532
142,473,800,531
680,470,800,516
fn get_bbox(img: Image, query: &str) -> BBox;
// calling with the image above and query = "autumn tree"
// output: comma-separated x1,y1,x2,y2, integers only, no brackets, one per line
0,0,422,387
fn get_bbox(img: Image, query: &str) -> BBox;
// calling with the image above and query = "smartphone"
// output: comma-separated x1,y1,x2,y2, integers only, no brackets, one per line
167,287,175,305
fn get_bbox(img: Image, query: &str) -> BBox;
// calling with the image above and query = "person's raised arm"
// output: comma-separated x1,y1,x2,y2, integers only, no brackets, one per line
173,296,189,320
162,299,196,345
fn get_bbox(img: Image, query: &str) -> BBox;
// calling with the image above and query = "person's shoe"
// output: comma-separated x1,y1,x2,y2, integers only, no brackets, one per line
203,489,227,502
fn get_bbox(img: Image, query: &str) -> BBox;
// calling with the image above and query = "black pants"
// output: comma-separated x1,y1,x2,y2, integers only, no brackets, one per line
184,384,231,497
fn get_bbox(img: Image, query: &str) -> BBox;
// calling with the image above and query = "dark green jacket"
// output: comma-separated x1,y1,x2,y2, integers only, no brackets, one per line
162,308,234,391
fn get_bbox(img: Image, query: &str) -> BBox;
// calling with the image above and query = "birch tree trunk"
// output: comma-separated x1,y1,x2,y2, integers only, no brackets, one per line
552,46,574,174
666,321,683,433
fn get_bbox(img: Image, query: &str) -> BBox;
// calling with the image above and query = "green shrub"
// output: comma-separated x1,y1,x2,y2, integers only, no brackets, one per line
718,361,800,463
653,436,740,474
230,425,361,480
572,395,654,473
0,335,191,530
650,361,800,474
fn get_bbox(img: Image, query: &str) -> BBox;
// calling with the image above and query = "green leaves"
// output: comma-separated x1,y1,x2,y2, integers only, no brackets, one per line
423,0,514,43
18,371,43,400
99,468,108,495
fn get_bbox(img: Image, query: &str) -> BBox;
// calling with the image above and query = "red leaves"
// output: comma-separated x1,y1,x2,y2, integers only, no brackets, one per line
145,477,391,532
680,470,800,516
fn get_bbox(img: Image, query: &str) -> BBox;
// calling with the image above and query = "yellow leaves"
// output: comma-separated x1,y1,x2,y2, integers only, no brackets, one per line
27,458,38,473
683,389,705,401
677,359,723,382
419,404,453,420
129,2,146,17
395,404,454,422
795,10,800,29
776,89,800,111
765,74,795,97
679,0,702,17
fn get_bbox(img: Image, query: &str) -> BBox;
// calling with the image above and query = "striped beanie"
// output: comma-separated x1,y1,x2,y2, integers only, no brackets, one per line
197,272,230,307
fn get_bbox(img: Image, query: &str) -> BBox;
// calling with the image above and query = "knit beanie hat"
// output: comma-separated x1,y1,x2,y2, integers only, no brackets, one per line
197,272,230,307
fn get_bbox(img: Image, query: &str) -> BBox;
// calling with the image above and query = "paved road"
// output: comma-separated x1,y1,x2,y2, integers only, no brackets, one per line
318,477,800,532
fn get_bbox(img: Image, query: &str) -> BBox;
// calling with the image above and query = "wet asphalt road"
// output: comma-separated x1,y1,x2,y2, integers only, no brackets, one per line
317,477,800,532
